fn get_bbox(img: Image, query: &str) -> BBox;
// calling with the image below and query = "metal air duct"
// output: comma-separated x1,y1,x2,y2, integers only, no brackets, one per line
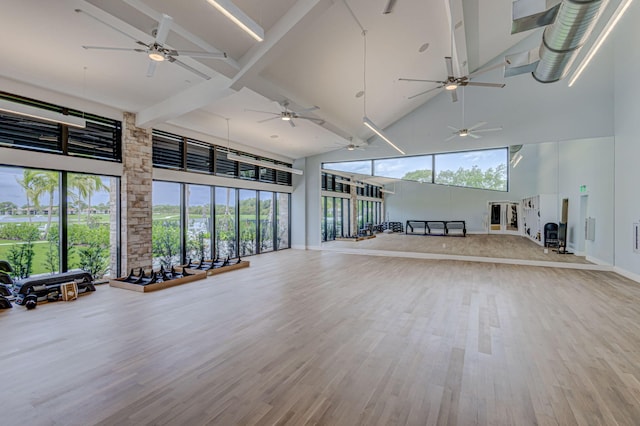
505,0,604,83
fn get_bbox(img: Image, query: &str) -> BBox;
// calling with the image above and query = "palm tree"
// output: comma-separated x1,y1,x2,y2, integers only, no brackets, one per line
69,174,107,223
33,170,58,238
16,170,40,223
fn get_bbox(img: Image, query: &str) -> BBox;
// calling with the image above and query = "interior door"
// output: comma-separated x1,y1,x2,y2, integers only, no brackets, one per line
489,202,520,234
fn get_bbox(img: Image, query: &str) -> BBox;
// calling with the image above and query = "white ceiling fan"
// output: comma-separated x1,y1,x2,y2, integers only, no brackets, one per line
335,137,371,151
399,56,506,101
76,9,227,79
445,121,502,141
246,101,325,128
445,87,502,141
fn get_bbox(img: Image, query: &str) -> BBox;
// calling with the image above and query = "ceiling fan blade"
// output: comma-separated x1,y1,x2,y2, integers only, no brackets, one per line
297,106,320,114
257,116,280,123
467,61,507,79
473,127,503,133
146,60,157,78
75,8,138,42
450,89,458,103
297,116,325,123
169,58,211,80
467,121,487,131
289,120,296,128
447,125,459,131
398,78,445,84
445,134,458,141
155,14,173,45
245,109,279,115
407,85,444,100
463,82,506,88
82,46,140,52
173,50,227,59
445,56,455,79
469,133,482,139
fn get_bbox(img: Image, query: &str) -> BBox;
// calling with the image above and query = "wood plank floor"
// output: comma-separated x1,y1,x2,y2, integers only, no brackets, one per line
2,249,640,425
323,233,592,264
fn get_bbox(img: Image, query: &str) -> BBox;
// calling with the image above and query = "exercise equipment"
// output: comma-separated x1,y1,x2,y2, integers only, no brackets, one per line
13,271,96,307
0,260,14,309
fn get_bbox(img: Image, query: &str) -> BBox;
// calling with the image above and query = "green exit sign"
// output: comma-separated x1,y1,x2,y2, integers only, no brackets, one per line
580,185,587,193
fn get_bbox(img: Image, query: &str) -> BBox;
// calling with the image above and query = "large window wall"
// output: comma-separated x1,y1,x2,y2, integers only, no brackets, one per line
152,181,182,268
324,147,508,191
215,187,237,259
186,185,212,261
152,181,290,266
321,196,351,241
321,170,381,242
0,166,119,279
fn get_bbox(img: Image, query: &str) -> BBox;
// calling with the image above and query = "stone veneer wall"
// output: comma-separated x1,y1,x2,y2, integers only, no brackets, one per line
119,112,153,273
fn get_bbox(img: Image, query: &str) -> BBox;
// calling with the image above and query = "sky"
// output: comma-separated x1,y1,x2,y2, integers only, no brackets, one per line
324,147,507,178
0,166,111,207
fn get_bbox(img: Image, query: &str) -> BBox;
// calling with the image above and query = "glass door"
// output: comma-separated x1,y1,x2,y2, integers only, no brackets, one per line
488,202,520,235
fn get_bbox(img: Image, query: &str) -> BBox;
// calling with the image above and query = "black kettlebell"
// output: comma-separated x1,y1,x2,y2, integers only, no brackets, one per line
25,295,37,310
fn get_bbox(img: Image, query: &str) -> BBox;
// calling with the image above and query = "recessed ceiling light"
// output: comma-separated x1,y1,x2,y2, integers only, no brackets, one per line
418,43,429,53
355,90,365,98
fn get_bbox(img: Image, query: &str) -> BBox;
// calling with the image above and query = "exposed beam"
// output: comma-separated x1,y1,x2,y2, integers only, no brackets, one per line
230,0,335,91
135,75,233,127
136,0,335,129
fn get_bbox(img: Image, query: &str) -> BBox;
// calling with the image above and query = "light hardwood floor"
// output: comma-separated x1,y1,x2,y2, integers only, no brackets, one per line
3,249,640,425
323,233,592,265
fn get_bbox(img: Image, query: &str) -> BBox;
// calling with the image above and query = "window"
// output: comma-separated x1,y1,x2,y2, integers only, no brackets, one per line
151,130,293,186
239,190,257,256
153,131,184,170
0,166,119,279
0,92,121,161
434,148,507,191
324,160,372,175
186,185,212,261
374,155,432,182
66,173,113,279
259,191,274,253
215,187,237,259
186,140,212,173
152,181,182,268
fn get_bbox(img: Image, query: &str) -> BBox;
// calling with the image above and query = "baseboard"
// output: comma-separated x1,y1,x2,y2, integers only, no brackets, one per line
306,245,322,251
585,255,611,266
291,245,307,250
613,266,640,284
320,246,612,271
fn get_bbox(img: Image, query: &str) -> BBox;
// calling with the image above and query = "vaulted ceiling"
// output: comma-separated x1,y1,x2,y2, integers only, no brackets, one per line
1,0,539,160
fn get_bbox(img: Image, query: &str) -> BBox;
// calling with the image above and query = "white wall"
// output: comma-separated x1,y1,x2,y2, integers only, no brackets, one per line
614,1,640,278
306,30,615,249
291,158,307,249
557,138,615,264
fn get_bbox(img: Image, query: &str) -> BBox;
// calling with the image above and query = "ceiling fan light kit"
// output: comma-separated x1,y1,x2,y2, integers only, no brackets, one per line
77,9,226,80
400,57,505,101
206,0,264,42
148,48,165,62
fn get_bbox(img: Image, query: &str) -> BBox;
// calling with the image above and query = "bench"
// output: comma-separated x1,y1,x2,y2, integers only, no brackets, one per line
406,220,466,237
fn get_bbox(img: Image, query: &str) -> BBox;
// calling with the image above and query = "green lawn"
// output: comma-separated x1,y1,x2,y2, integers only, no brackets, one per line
0,239,82,277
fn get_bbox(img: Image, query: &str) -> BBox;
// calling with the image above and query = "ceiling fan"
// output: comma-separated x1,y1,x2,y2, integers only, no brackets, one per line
399,57,506,101
445,121,502,141
76,9,227,79
246,101,325,128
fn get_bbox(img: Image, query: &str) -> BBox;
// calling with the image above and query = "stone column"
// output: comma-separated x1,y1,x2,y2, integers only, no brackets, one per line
118,112,153,274
350,184,357,237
